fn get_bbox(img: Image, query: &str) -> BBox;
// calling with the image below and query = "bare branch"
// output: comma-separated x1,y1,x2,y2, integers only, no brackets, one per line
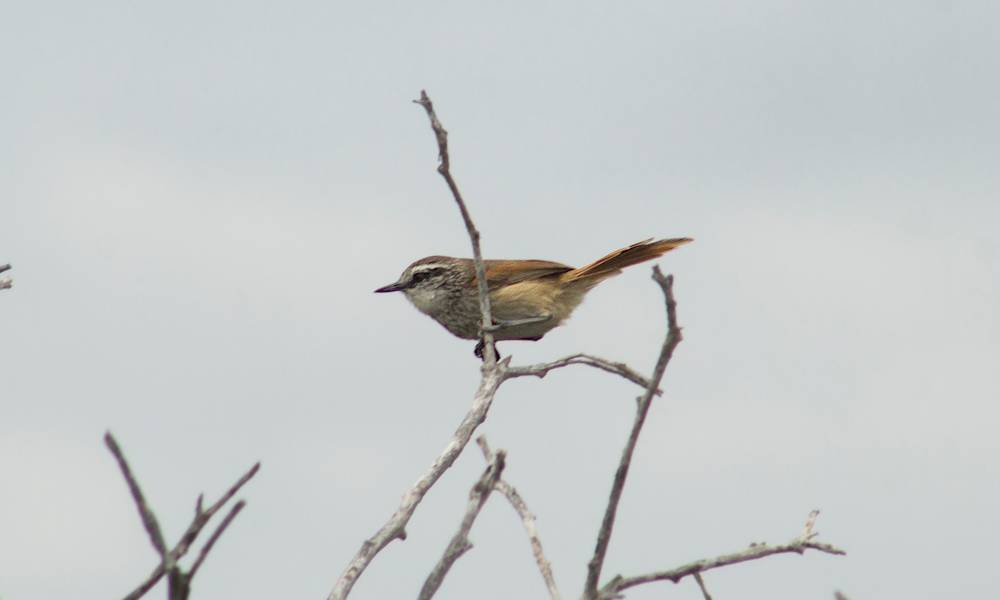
504,353,661,395
693,573,713,600
171,462,260,559
495,482,560,598
583,267,683,598
801,508,820,540
108,437,260,600
418,450,506,600
328,365,508,599
413,90,497,367
104,432,170,560
188,500,247,580
477,437,560,600
599,512,846,599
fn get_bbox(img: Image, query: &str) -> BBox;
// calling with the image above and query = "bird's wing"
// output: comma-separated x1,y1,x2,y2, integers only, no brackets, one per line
482,259,573,289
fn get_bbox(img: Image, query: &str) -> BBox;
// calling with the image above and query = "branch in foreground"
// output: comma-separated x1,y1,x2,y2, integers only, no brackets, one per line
583,267,683,599
105,432,259,600
598,511,846,599
328,363,508,600
476,437,561,600
504,353,661,395
418,448,506,600
413,90,498,367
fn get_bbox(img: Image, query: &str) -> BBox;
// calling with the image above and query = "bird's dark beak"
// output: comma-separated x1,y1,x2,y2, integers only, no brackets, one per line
374,281,407,293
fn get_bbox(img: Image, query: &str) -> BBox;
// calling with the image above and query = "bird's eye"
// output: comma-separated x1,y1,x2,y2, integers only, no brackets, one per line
410,268,442,285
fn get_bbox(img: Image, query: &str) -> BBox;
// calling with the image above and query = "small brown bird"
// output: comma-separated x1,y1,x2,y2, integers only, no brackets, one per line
375,238,692,358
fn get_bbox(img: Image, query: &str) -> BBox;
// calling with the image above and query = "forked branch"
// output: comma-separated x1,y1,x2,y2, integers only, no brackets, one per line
478,437,561,600
418,448,506,600
105,432,259,600
328,366,507,600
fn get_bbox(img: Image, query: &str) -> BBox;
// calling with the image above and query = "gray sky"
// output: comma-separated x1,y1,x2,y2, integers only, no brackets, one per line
2,2,998,599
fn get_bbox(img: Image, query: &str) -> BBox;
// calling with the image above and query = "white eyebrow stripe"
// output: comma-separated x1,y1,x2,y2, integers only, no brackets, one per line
411,263,447,273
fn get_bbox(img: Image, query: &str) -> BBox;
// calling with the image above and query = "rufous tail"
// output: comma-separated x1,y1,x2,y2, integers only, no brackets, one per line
566,238,693,281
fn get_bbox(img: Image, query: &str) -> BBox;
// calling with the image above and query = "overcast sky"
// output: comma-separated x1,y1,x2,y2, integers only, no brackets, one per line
2,2,998,599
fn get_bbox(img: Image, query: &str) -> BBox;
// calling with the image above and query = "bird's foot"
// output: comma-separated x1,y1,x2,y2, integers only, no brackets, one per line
473,339,501,362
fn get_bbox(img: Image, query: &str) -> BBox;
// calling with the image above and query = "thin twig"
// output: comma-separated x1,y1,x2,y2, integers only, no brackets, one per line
188,500,247,580
693,573,713,600
598,512,846,599
583,267,683,599
801,508,820,540
171,463,260,559
413,90,497,367
477,437,561,600
104,433,170,560
328,364,508,600
504,353,661,395
418,450,506,600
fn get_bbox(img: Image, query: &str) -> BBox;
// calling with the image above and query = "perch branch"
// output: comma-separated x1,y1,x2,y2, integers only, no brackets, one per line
504,353,660,395
583,267,683,599
598,511,846,599
413,90,497,367
417,449,506,600
329,89,508,600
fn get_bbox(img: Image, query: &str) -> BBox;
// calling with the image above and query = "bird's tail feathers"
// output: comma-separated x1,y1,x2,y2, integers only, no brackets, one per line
566,238,692,281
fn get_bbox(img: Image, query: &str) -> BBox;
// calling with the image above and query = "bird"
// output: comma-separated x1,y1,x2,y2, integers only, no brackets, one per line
374,238,692,359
